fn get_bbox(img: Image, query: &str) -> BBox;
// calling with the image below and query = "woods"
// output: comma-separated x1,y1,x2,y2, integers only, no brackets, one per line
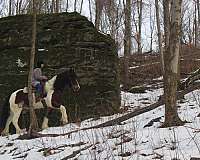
1,0,200,159
0,0,199,128
0,0,199,129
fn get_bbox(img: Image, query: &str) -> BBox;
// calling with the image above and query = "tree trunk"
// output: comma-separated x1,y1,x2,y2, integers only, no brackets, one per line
55,0,59,13
163,0,170,48
88,0,92,21
149,3,154,52
28,0,39,133
194,3,198,47
95,0,102,30
162,0,184,127
197,0,200,32
123,0,131,89
107,1,117,39
137,0,143,54
45,0,49,13
155,0,164,74
8,0,12,16
51,0,55,13
197,0,200,47
80,0,83,14
74,0,77,12
66,0,69,12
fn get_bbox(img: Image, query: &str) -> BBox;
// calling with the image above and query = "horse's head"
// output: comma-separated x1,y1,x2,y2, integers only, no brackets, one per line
53,67,80,92
68,68,80,92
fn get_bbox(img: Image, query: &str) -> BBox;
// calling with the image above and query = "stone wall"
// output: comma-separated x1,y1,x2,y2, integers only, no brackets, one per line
0,12,120,126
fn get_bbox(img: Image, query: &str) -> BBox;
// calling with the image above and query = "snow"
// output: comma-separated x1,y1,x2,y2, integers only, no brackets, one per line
1,87,200,159
16,58,27,67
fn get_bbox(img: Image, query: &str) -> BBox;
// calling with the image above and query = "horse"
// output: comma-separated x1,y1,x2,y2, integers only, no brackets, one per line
0,68,80,135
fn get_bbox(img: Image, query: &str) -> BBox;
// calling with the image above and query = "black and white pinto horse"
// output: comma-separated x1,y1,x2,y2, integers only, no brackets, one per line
0,68,80,135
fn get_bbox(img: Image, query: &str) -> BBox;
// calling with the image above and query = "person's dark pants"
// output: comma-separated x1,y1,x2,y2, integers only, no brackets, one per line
35,83,43,95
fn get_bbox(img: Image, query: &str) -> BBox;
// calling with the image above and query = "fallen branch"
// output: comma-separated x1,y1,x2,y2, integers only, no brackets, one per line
18,82,200,139
61,144,92,160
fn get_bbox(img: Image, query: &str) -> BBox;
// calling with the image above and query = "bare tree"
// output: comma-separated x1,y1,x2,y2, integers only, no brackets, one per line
162,0,184,127
28,0,39,133
8,0,12,16
55,0,60,13
163,0,170,48
95,0,105,30
80,0,84,14
193,2,197,46
197,0,200,46
95,0,101,30
197,0,200,28
123,0,131,89
88,0,92,21
137,0,143,54
74,0,77,12
149,2,155,52
105,0,117,39
51,0,55,13
155,0,164,74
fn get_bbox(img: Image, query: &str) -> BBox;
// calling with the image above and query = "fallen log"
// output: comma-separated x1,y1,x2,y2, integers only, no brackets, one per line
18,82,200,139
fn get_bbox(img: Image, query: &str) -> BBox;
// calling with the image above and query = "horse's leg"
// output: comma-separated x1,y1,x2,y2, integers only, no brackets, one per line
1,112,13,135
42,116,49,129
60,105,68,125
11,106,22,134
42,107,49,129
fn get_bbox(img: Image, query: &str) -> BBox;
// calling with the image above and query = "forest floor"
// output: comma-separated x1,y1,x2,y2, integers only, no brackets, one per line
120,45,200,90
0,45,200,160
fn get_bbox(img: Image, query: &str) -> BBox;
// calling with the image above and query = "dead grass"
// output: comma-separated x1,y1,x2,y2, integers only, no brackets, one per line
120,45,200,88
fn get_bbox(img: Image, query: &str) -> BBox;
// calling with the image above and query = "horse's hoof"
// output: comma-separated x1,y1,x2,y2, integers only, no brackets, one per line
42,125,49,130
16,129,24,134
1,131,9,136
61,120,68,125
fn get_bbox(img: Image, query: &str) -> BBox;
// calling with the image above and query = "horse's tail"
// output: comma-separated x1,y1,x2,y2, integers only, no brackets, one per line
0,94,11,134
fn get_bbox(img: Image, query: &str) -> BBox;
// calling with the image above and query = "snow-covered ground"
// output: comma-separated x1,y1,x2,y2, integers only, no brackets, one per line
1,87,200,160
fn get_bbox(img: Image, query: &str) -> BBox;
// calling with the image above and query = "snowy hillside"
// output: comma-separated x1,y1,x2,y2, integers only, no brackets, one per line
1,86,200,160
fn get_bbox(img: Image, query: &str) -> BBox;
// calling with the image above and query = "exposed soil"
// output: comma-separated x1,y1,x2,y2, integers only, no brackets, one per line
120,45,200,89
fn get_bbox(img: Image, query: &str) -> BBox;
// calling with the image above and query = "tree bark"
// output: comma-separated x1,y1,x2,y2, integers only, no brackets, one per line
155,0,164,74
197,0,200,29
51,0,55,13
55,0,59,13
8,0,12,16
163,0,170,48
28,0,39,133
123,0,131,89
66,0,69,12
162,0,184,127
137,0,143,54
88,0,92,21
95,0,103,30
197,0,200,47
80,0,84,14
74,0,77,12
106,1,117,39
44,0,49,13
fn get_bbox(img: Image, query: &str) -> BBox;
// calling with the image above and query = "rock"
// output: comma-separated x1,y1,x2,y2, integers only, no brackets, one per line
0,12,120,128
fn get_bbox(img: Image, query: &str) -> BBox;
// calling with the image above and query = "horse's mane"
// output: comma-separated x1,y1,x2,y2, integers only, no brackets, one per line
45,68,76,93
53,69,70,92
